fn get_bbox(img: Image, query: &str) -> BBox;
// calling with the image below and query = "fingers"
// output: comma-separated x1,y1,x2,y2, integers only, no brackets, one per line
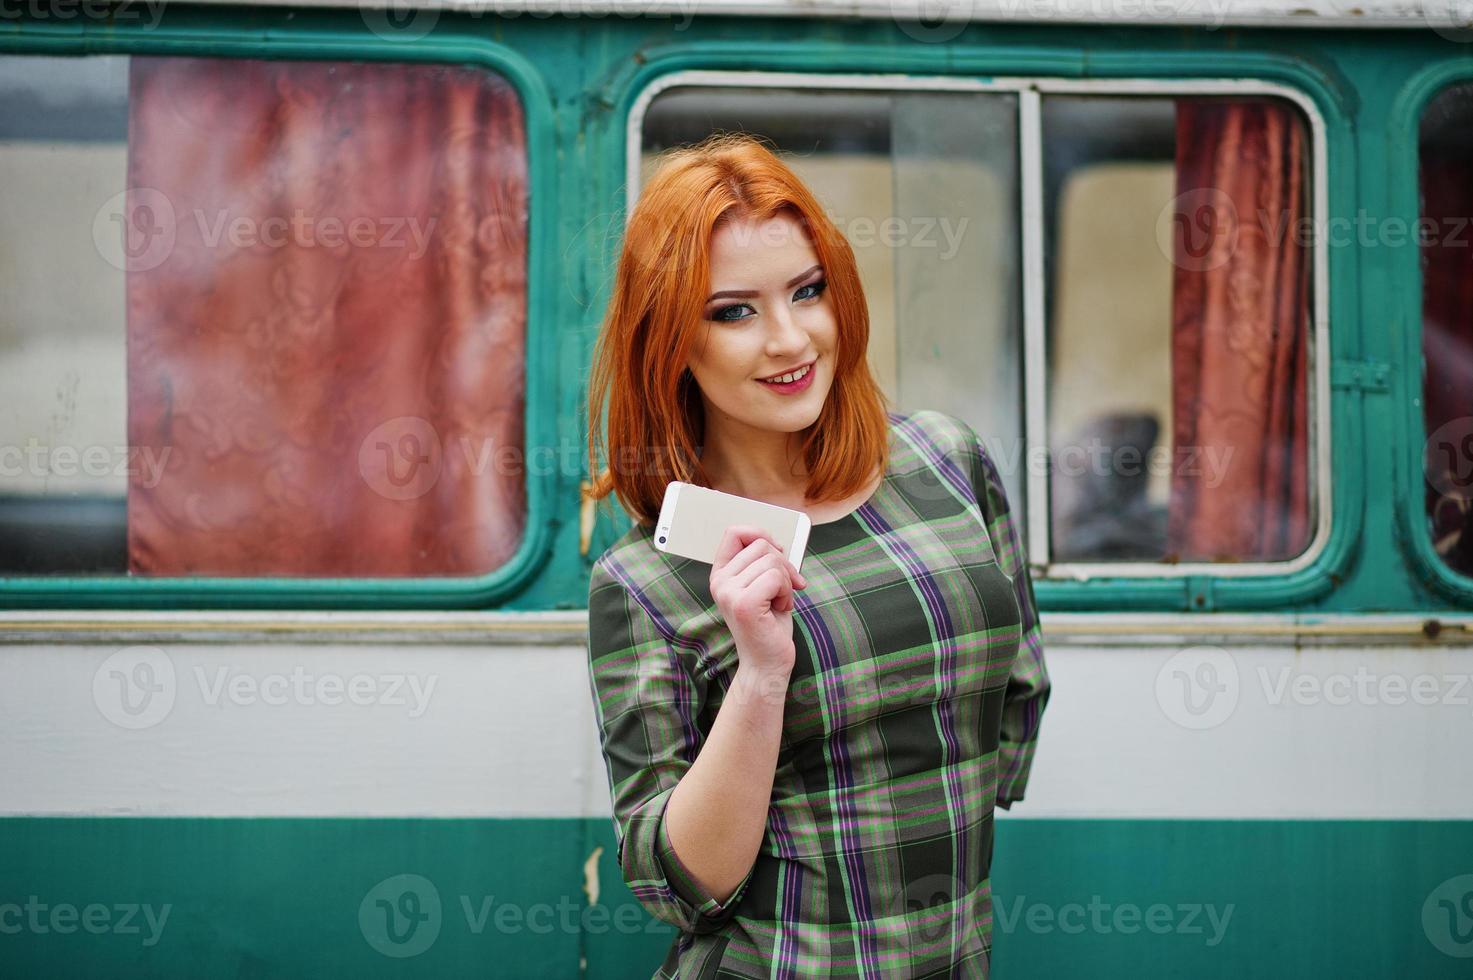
731,552,784,591
745,565,793,614
713,526,790,580
722,537,777,583
732,552,808,594
768,566,794,614
790,560,808,590
712,525,807,595
713,525,778,569
773,556,807,591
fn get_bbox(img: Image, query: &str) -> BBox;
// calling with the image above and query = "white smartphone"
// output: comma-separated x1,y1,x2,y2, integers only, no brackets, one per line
655,481,811,572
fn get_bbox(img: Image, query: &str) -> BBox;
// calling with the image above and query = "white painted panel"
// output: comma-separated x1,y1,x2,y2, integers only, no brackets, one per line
1003,645,1473,820
0,643,598,818
3,630,1471,819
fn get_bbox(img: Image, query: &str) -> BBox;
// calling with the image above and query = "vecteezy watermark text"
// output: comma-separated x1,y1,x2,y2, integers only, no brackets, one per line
192,209,438,260
0,897,171,947
994,894,1234,946
358,871,671,958
0,441,171,488
0,0,167,28
93,647,439,730
1156,645,1473,730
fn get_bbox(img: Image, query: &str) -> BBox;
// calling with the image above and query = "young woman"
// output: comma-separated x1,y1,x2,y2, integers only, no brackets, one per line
584,133,1050,979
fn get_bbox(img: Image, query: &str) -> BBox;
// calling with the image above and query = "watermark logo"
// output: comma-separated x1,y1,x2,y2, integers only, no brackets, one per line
93,646,177,730
887,872,987,954
360,873,442,958
1422,873,1473,958
359,0,440,40
1421,0,1473,44
892,0,974,44
1156,187,1239,273
93,187,177,273
1155,645,1239,730
358,416,444,501
1424,417,1473,502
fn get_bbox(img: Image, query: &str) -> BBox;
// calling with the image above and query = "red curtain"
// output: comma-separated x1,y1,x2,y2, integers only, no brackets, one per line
1166,101,1311,563
124,58,527,577
1420,157,1473,576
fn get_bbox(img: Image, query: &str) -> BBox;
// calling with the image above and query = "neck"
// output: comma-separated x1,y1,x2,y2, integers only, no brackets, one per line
698,409,811,501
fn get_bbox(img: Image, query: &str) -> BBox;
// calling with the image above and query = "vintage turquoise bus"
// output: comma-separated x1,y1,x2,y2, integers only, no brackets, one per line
2,0,1472,976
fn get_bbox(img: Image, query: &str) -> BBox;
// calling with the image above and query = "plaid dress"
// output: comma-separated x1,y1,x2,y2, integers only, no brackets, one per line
586,409,1050,979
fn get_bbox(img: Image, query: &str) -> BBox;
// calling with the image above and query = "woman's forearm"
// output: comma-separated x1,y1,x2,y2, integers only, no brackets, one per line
662,661,790,905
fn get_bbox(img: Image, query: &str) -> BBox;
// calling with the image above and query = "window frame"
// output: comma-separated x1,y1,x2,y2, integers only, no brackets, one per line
1391,62,1473,608
0,30,557,610
625,65,1339,611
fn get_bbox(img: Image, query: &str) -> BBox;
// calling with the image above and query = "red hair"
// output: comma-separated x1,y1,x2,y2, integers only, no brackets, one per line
586,133,892,528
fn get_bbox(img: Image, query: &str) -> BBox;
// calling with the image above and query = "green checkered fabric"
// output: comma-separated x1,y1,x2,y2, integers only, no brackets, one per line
587,409,1050,978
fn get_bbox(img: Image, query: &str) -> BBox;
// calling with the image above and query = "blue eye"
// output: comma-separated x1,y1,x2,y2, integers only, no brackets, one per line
706,278,825,322
710,303,754,322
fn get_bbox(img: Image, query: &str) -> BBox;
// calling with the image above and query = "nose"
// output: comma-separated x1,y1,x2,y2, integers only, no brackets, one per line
764,302,809,358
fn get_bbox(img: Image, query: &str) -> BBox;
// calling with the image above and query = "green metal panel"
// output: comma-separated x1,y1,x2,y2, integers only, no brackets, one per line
0,816,1470,976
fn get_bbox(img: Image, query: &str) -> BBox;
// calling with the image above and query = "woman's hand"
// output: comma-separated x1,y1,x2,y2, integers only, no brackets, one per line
710,525,808,678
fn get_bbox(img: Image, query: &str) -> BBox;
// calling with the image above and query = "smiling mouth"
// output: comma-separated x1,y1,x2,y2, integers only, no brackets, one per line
757,361,815,384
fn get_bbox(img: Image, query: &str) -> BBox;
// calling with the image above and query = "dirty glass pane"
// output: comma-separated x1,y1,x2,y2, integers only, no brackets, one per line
1420,82,1473,578
0,54,528,578
641,86,1026,524
1043,95,1314,565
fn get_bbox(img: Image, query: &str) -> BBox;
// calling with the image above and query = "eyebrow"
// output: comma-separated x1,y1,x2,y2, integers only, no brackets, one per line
706,264,823,303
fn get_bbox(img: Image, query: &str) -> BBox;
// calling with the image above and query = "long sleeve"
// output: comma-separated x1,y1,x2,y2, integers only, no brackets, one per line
963,425,1050,809
585,553,756,934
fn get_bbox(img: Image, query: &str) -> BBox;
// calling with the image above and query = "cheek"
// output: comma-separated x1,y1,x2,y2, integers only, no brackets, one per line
691,329,757,380
803,302,839,346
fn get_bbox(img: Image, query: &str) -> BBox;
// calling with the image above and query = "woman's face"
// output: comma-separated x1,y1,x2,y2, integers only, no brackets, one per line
687,209,837,436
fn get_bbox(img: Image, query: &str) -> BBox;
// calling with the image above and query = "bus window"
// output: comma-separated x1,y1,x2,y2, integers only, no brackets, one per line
1419,82,1473,580
640,85,1027,528
638,81,1317,575
0,54,529,579
1044,94,1314,567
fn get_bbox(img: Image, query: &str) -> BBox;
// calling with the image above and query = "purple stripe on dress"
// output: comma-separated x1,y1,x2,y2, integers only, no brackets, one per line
603,550,730,692
600,554,702,765
770,804,801,980
791,586,882,977
853,498,971,969
894,414,978,509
